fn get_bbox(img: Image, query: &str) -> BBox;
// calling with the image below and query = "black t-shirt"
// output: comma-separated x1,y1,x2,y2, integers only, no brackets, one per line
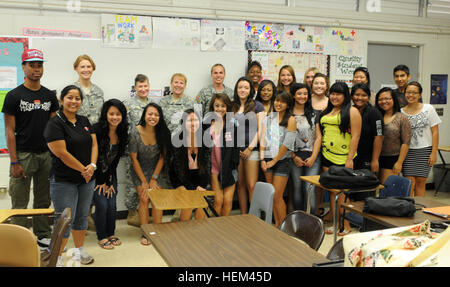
44,112,93,184
356,105,384,162
1,84,59,153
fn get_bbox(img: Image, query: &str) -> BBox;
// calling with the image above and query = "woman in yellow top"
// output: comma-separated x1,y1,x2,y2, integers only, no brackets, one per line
316,82,362,236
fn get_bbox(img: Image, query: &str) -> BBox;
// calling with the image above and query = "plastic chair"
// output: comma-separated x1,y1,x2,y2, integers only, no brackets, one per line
326,238,345,261
249,182,275,224
279,210,325,251
40,208,71,267
0,223,40,267
379,175,412,198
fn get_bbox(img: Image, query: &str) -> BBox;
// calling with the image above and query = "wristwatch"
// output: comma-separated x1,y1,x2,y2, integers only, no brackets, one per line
152,174,159,180
90,163,97,170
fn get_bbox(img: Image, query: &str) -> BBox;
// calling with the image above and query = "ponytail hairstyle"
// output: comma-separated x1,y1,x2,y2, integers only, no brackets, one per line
59,85,83,111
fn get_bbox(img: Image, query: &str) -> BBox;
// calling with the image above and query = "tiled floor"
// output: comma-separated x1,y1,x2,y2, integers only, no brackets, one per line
61,189,450,267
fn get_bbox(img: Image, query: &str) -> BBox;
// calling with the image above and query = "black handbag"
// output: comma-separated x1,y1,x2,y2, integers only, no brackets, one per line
363,197,417,217
319,165,380,190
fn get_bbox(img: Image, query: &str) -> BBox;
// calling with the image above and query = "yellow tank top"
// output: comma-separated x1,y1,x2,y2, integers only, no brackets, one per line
320,113,356,165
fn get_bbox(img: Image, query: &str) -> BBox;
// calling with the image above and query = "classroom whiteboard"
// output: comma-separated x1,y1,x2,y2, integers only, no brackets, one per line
30,37,248,101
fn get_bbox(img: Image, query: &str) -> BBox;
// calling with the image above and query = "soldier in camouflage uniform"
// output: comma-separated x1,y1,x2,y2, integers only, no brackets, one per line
122,74,153,226
159,73,197,134
73,55,104,124
196,64,234,115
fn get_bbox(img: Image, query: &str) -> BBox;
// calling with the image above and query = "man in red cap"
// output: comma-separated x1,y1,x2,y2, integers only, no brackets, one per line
1,49,59,249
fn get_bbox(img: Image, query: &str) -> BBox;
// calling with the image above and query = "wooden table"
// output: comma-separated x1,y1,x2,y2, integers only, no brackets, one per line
0,208,54,223
342,197,448,228
146,189,214,210
141,214,327,267
300,175,384,244
435,145,450,196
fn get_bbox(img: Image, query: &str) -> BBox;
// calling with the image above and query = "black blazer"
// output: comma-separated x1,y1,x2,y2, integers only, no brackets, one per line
93,123,122,186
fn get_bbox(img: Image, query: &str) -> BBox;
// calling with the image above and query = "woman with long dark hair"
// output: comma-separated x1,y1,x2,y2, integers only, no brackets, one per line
260,91,296,227
375,87,411,184
232,76,265,214
169,109,209,220
255,79,276,114
92,99,129,250
289,83,322,213
317,82,362,236
129,103,171,245
401,82,441,197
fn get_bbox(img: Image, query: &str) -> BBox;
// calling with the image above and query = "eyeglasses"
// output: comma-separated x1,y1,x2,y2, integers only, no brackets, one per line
405,91,420,95
378,97,393,102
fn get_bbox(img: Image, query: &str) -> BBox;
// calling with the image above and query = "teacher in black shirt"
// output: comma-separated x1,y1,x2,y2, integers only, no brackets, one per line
44,85,98,267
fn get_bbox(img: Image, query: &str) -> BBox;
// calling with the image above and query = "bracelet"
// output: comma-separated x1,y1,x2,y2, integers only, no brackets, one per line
151,174,159,180
10,161,20,165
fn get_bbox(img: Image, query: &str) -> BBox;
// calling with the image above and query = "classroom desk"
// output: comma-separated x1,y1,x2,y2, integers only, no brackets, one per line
300,175,384,244
435,145,450,196
341,197,448,228
146,189,217,216
0,208,54,223
141,214,327,267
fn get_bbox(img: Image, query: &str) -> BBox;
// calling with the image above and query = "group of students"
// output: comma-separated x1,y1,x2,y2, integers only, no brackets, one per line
2,49,441,267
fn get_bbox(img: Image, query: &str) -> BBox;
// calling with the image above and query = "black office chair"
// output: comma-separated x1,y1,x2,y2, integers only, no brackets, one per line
279,210,325,251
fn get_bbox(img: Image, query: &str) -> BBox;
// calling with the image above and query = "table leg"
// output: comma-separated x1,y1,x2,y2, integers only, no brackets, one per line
306,184,313,214
435,150,447,197
333,192,343,244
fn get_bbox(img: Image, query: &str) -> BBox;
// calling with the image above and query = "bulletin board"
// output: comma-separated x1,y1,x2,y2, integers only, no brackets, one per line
0,37,29,154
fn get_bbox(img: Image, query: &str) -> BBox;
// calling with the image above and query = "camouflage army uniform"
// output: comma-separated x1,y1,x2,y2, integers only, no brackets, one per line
122,96,152,212
195,84,234,116
73,81,104,124
158,93,197,134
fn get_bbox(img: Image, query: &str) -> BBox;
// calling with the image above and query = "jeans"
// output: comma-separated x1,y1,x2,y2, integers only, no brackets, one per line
290,156,321,212
93,177,118,241
50,177,95,238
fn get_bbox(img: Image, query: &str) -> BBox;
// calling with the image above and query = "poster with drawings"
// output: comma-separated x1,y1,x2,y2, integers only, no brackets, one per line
101,14,152,48
282,25,326,53
324,27,359,56
200,20,245,51
245,22,284,51
152,17,200,51
251,51,328,84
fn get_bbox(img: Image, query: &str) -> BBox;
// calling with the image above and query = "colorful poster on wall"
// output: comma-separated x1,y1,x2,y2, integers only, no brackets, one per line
430,74,447,105
0,37,29,153
282,25,326,53
245,22,283,51
324,27,359,56
152,17,200,51
101,14,152,48
201,20,245,51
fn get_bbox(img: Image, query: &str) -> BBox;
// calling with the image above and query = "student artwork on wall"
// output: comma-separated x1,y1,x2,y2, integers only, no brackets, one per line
245,22,283,51
250,51,328,83
101,14,152,48
324,28,359,56
0,37,29,153
201,20,245,51
152,17,200,51
430,74,447,105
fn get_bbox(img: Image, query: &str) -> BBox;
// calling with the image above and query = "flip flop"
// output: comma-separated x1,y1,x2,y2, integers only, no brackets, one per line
338,229,352,236
140,235,151,246
98,239,114,250
108,236,122,246
325,226,335,235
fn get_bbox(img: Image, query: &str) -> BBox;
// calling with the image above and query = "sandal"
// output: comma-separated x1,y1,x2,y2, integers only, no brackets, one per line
338,229,352,236
325,226,335,235
108,236,122,246
98,239,114,250
140,235,151,246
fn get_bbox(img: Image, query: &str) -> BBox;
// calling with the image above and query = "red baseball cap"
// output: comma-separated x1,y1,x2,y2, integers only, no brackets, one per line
22,49,44,62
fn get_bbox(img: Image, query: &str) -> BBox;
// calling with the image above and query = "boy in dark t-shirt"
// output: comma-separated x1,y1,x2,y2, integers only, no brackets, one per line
1,49,59,248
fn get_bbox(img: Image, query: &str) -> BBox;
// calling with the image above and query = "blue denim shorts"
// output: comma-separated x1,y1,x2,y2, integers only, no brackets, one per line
50,177,95,238
264,158,292,177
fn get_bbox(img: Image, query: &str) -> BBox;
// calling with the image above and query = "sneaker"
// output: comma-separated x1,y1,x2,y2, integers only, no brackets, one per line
79,246,94,265
37,237,51,250
66,248,81,267
56,256,64,267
